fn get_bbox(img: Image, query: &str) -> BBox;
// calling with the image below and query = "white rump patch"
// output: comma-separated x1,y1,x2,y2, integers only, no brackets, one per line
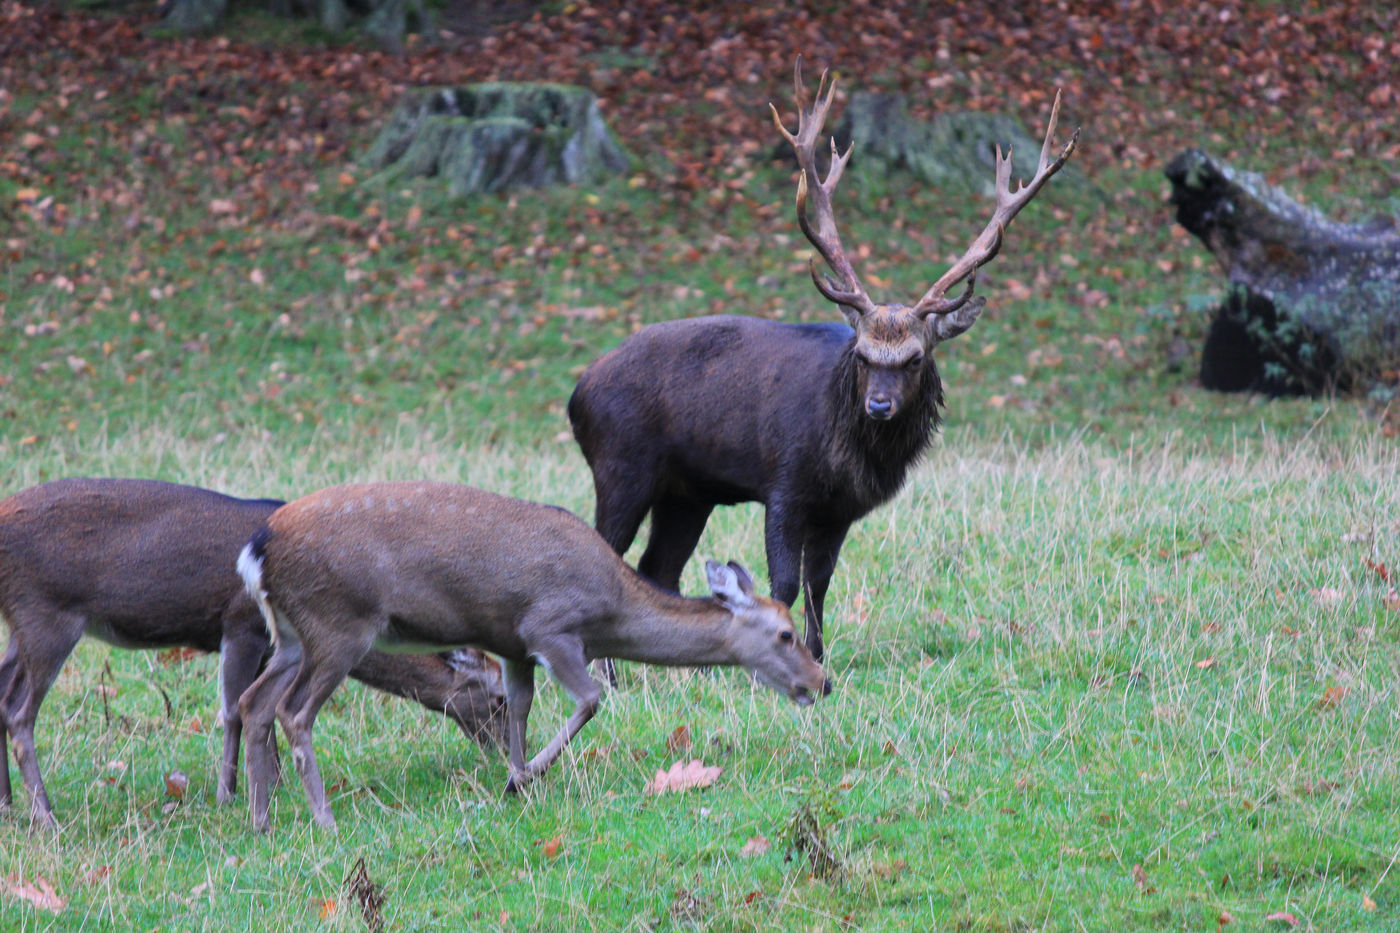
236,543,279,643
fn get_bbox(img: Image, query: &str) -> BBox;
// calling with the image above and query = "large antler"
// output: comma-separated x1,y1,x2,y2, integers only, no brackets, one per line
912,92,1080,318
770,57,877,318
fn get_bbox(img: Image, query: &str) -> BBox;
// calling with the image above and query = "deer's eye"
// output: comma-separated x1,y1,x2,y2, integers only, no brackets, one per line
905,354,924,371
779,630,794,643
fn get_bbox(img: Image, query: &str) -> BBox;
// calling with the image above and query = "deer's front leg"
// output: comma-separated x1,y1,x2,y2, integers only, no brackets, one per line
502,658,536,794
508,638,601,791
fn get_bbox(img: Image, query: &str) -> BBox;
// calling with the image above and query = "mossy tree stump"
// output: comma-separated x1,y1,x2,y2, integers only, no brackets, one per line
366,84,629,196
1166,148,1400,396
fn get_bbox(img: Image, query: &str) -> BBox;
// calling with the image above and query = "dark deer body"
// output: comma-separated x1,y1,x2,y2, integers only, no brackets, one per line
571,60,1078,661
569,315,945,658
0,478,504,829
235,480,826,831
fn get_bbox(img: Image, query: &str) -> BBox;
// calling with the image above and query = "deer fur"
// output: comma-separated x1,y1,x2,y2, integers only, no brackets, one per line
0,478,505,830
235,480,827,831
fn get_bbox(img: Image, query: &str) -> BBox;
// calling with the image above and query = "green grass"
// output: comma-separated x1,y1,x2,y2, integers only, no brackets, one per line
4,432,1398,930
5,6,1400,930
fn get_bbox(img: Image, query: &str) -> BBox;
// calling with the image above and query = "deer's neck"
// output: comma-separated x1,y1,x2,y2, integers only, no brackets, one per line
599,579,736,667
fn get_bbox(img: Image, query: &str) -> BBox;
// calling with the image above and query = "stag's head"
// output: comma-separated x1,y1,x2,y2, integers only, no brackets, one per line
772,58,1079,421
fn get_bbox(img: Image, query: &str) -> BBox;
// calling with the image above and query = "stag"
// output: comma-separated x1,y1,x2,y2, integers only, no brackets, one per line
569,59,1078,661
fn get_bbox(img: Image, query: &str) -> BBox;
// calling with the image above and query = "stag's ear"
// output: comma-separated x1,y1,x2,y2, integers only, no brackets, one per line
930,295,987,344
707,560,757,611
837,303,863,329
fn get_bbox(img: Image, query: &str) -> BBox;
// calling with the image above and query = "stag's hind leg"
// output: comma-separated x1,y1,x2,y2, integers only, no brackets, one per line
637,495,714,593
588,461,659,687
590,458,658,557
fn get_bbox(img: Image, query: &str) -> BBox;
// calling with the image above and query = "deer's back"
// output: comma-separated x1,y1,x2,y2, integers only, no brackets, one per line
258,482,628,654
0,478,281,649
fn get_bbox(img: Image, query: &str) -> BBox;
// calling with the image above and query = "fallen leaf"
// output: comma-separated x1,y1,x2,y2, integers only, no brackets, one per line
208,198,237,215
164,770,189,799
1308,587,1344,607
3,875,65,913
1195,657,1217,669
665,724,692,754
318,898,337,919
1132,863,1156,894
541,834,563,859
738,835,770,857
1217,910,1233,930
156,646,202,665
644,759,722,795
1264,912,1299,926
1316,685,1350,709
1363,894,1378,911
82,866,112,886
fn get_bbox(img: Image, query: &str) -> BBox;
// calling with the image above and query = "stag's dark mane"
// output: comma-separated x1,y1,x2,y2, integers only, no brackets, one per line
823,342,945,514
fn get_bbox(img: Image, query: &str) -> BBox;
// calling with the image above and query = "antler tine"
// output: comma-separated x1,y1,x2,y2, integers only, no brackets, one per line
772,57,876,317
914,90,1079,318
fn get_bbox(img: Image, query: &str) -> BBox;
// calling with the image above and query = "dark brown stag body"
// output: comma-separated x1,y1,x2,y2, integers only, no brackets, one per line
571,60,1077,661
570,315,946,662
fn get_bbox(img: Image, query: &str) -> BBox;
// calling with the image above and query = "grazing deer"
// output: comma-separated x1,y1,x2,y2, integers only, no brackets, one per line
0,478,506,830
569,59,1078,661
235,480,826,831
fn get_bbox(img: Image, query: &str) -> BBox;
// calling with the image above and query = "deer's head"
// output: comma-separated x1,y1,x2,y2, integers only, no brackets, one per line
772,58,1078,421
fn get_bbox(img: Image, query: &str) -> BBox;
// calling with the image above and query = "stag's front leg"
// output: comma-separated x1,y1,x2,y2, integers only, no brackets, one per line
763,503,805,610
800,524,850,663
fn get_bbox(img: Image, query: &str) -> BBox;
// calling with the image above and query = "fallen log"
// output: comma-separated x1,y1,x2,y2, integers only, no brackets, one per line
1165,148,1400,396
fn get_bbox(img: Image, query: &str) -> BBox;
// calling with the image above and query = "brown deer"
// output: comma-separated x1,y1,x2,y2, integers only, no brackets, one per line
234,481,827,831
568,59,1077,662
0,478,506,830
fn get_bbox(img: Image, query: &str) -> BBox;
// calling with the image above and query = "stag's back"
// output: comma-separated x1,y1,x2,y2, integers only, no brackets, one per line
569,316,853,492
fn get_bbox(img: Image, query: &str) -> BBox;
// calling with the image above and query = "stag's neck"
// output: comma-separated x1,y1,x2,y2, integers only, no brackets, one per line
595,577,736,667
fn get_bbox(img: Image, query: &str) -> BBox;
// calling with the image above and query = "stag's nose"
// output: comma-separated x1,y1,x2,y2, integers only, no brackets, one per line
866,396,893,420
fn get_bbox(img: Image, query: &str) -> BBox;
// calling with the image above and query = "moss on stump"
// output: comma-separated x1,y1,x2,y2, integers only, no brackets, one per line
366,83,629,196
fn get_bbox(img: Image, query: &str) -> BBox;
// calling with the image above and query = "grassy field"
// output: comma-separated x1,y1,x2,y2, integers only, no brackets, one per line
4,2,1400,930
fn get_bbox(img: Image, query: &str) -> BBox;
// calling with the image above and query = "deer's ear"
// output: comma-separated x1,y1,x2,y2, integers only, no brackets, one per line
707,560,757,610
930,296,986,344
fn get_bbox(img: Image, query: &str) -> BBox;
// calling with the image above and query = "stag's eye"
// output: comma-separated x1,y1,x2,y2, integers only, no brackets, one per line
779,630,794,644
905,354,924,371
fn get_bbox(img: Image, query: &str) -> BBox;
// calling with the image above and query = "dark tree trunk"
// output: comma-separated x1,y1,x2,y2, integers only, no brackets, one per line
1166,148,1400,396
